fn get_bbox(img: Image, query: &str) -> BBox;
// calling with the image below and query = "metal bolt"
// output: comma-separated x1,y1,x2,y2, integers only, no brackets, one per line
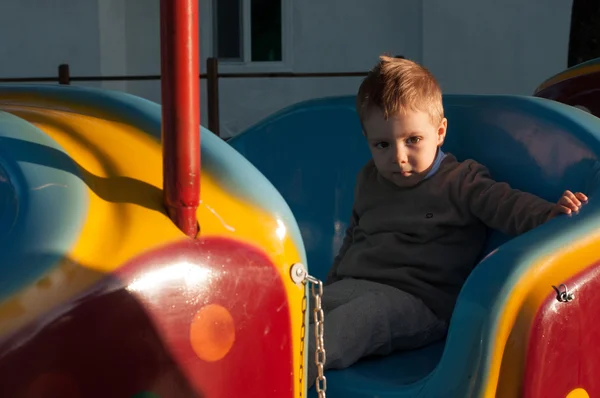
554,284,575,303
290,263,307,284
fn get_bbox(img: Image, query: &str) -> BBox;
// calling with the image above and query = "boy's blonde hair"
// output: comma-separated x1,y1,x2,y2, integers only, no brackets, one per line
356,56,444,127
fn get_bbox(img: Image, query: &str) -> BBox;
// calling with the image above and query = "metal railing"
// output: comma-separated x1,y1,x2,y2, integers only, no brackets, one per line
0,58,369,137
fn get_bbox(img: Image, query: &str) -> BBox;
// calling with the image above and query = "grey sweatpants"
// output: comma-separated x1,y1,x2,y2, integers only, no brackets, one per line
307,278,447,388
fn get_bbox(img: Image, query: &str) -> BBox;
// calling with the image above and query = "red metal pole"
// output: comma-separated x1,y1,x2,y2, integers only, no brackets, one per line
160,0,200,237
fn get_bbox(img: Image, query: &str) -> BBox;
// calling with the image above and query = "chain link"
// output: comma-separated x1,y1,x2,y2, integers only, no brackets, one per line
291,263,327,398
306,275,327,397
298,293,307,396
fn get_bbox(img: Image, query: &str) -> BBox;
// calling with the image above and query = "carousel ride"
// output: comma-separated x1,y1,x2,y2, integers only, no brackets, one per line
1,1,600,397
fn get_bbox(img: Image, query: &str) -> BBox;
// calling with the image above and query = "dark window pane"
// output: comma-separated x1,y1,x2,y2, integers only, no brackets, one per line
214,0,242,60
251,0,282,62
569,0,600,67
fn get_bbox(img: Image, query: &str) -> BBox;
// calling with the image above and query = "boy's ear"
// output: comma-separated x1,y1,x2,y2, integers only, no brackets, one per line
437,118,448,146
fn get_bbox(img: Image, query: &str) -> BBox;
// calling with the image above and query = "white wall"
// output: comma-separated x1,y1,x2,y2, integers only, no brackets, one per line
207,0,422,136
0,0,573,137
0,0,102,79
422,0,573,95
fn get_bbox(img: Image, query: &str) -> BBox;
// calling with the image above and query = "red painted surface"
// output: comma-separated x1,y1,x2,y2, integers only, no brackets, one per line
160,0,201,237
522,261,600,397
0,237,294,398
535,71,600,117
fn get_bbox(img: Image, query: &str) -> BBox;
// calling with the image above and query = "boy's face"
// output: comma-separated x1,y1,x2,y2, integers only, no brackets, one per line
363,108,447,187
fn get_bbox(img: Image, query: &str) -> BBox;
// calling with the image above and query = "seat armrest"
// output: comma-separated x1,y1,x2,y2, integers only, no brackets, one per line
421,195,600,396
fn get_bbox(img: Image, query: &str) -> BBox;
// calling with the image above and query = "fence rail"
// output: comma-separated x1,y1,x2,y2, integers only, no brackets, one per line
0,57,369,136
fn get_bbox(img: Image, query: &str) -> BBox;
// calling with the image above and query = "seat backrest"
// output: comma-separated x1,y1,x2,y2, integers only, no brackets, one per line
229,95,600,281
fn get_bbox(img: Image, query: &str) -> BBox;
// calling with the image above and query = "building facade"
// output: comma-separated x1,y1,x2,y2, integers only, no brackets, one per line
0,0,573,137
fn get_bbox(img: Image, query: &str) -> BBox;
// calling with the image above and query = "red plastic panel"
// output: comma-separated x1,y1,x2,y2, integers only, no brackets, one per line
523,262,600,397
535,71,600,117
0,237,294,398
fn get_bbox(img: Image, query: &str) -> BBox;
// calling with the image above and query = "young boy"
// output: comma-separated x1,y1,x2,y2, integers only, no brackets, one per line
307,55,588,387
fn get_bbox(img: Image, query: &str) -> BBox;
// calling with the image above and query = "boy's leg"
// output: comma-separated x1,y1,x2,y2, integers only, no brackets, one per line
316,278,363,313
306,279,447,388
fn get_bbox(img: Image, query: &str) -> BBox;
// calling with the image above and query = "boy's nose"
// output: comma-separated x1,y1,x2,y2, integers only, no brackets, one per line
394,147,408,164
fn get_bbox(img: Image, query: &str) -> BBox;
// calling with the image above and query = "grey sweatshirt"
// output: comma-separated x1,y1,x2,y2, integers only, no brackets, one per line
326,154,554,320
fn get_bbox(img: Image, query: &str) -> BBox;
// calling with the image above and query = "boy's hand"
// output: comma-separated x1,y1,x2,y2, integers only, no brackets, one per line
548,190,588,220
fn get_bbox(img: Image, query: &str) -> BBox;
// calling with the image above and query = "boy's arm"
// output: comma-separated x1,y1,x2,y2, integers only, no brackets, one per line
325,162,372,285
325,209,358,285
460,161,554,236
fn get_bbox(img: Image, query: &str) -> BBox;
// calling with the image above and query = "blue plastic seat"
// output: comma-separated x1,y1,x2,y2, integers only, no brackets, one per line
228,95,600,397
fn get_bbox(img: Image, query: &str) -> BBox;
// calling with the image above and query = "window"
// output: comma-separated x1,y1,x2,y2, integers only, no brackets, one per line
213,0,243,60
568,0,600,67
213,0,287,64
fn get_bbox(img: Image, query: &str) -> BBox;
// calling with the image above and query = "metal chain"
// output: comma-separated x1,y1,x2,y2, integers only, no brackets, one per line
307,274,327,397
298,293,307,396
290,263,327,398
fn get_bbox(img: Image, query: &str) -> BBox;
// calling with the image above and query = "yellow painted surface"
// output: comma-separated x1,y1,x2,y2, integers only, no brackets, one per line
5,106,184,268
536,63,600,92
566,388,590,398
0,99,305,397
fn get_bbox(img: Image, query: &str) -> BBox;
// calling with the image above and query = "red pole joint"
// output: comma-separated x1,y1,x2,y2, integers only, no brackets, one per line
160,0,200,237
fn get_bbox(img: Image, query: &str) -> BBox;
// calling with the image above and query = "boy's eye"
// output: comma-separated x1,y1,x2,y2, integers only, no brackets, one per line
406,137,421,145
374,141,389,149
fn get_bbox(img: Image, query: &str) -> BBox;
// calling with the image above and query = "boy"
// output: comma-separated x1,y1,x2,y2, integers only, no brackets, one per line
307,56,587,387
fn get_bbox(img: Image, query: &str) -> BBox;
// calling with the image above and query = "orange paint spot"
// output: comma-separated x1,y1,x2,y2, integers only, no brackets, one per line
190,303,235,361
566,388,590,398
26,371,80,398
